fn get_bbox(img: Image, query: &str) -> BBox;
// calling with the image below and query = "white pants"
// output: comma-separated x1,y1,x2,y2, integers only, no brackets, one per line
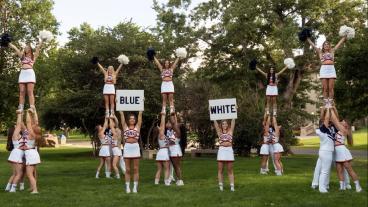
318,150,333,192
312,156,351,188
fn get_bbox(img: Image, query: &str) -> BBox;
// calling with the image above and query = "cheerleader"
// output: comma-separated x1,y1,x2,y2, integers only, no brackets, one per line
213,118,235,191
306,36,346,107
260,114,272,174
110,116,122,179
167,113,184,186
23,109,41,194
255,65,288,116
6,111,25,192
96,61,123,117
95,118,112,178
270,116,284,176
8,40,43,113
153,56,180,114
119,111,143,193
330,108,362,192
154,113,170,185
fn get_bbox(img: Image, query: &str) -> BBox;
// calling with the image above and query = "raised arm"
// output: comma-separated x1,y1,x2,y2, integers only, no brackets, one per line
170,114,181,138
213,120,222,137
97,63,106,75
102,117,108,131
229,119,236,135
26,110,36,138
307,38,320,53
154,57,163,71
33,40,43,60
256,66,267,77
330,108,347,134
109,117,117,138
136,111,143,130
8,43,23,58
333,36,347,51
170,57,180,71
115,63,123,75
119,111,128,129
13,111,23,139
276,66,288,76
323,108,330,128
159,113,166,137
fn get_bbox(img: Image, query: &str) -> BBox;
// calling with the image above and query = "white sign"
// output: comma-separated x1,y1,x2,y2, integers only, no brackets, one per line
116,90,144,111
209,98,237,120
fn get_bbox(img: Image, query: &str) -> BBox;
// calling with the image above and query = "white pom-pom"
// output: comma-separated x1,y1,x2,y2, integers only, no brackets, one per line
117,54,129,65
175,47,187,58
339,25,355,39
284,58,295,69
38,30,53,42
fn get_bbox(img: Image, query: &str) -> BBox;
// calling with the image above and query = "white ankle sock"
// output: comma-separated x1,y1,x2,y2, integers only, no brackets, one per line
5,183,11,191
19,183,25,190
219,182,224,191
10,184,17,192
105,172,111,178
154,178,159,184
230,183,235,191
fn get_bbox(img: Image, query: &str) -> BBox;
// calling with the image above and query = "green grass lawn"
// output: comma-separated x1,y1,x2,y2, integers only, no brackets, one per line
296,128,368,150
0,145,367,207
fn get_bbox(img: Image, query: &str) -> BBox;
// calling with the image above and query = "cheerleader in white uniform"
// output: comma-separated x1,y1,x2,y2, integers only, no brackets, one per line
6,111,25,192
256,64,288,116
307,35,347,107
330,108,362,192
95,118,112,178
270,116,284,176
8,40,43,113
213,118,235,191
96,61,123,117
153,56,180,114
110,116,122,179
167,113,184,186
119,111,143,193
155,113,171,185
260,114,272,174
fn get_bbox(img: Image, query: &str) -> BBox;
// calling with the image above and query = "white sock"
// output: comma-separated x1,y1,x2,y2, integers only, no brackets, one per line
230,183,235,191
154,178,159,185
5,183,11,191
105,171,111,178
339,181,345,189
19,183,25,191
10,184,17,192
95,171,99,178
133,181,138,192
116,174,120,179
354,180,361,187
219,182,223,191
275,170,282,176
164,179,170,186
18,104,24,110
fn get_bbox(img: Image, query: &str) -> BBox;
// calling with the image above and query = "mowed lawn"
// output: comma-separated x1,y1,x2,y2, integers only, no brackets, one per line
0,146,366,207
296,128,368,150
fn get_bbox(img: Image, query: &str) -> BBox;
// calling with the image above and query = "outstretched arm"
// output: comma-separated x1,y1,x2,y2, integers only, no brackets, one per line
159,113,166,137
333,36,347,51
102,117,108,131
170,114,181,138
213,120,222,137
8,43,23,58
330,108,347,134
115,63,123,75
171,57,180,71
256,67,267,77
272,116,280,136
276,66,288,76
136,111,143,130
119,111,128,129
229,119,236,135
307,38,320,53
13,112,23,139
26,111,36,138
154,57,163,71
97,63,106,75
33,40,43,60
109,118,117,137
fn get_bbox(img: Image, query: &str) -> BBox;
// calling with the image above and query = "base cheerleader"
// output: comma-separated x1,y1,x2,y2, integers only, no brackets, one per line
119,111,143,193
213,118,235,191
330,108,362,192
155,113,170,185
167,113,184,186
270,115,284,176
95,118,112,178
110,116,122,179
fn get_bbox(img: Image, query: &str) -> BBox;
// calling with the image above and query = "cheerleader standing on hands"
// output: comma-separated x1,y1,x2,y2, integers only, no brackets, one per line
213,119,236,192
119,111,143,193
154,113,171,185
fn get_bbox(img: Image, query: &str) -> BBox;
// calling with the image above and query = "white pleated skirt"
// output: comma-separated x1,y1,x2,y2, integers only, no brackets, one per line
19,69,36,83
25,149,41,165
103,84,115,95
217,146,234,161
123,143,141,158
8,148,24,164
319,65,336,79
156,148,170,161
161,81,175,94
266,85,278,96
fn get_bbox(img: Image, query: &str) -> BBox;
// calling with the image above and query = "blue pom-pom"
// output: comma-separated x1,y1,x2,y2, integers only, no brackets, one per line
91,56,99,64
298,28,312,42
147,47,156,61
0,33,12,47
249,59,257,70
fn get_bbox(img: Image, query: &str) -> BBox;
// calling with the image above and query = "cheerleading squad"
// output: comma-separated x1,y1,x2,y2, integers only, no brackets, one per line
1,24,362,194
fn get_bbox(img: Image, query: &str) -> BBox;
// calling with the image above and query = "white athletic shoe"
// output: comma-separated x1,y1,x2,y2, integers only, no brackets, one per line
19,183,25,191
126,187,131,194
9,188,16,193
30,191,39,194
319,189,328,193
176,180,184,186
345,184,352,190
154,179,159,185
132,187,138,193
5,184,11,191
169,176,176,183
356,185,362,193
230,186,235,192
219,185,223,191
311,185,318,190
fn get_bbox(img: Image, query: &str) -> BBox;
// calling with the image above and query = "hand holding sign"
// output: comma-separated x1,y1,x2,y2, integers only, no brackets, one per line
209,98,237,120
116,90,144,111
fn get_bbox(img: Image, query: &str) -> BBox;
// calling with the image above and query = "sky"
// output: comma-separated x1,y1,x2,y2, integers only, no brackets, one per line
52,0,206,44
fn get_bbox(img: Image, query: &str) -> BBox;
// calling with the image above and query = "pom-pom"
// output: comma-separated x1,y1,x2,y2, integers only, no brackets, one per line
0,33,12,47
175,47,187,58
117,54,129,65
339,25,355,40
284,58,295,69
298,28,312,42
249,59,257,70
146,47,156,61
91,57,99,64
38,30,53,42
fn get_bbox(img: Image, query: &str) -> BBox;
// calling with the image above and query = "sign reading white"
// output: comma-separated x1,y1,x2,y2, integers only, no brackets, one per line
209,98,237,120
116,90,144,111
